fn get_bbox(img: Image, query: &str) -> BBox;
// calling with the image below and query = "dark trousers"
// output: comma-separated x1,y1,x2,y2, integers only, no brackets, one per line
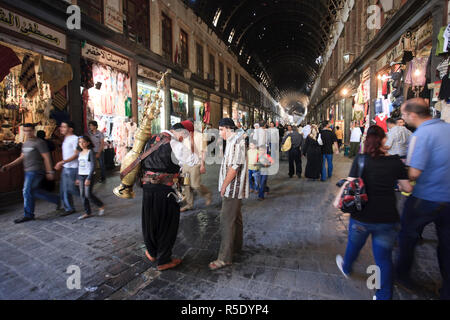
396,196,450,299
349,142,360,158
78,175,104,215
142,184,180,266
288,147,302,177
97,151,106,181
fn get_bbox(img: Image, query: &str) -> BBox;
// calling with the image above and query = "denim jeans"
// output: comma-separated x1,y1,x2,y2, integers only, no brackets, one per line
396,196,450,300
343,218,398,300
23,171,59,218
97,151,106,181
78,175,104,215
249,170,260,192
321,154,334,181
258,174,268,199
60,167,79,212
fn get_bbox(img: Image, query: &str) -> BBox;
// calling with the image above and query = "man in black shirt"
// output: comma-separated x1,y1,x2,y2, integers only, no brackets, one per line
320,121,339,181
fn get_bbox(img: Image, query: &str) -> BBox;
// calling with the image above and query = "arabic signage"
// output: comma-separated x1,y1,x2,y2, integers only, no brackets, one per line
170,78,189,93
104,0,123,34
377,42,403,71
82,43,129,72
416,19,433,46
193,88,208,100
138,65,161,82
0,6,66,50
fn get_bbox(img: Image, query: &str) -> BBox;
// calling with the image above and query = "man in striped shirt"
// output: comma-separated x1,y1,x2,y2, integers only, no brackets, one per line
209,118,249,271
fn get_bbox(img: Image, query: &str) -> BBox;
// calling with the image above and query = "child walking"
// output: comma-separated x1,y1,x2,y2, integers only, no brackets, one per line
76,136,105,220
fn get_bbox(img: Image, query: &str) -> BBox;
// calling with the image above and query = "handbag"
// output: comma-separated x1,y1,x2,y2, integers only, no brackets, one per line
281,136,292,152
339,155,368,214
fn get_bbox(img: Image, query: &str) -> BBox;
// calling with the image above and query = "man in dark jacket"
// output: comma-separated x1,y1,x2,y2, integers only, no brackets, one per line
141,123,187,271
282,126,304,178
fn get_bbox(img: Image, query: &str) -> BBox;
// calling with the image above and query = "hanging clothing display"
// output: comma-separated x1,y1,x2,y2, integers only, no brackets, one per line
405,57,428,87
437,58,450,80
436,100,450,123
375,114,388,132
19,54,38,99
353,104,365,122
375,99,383,115
439,74,450,101
203,102,211,124
38,56,73,94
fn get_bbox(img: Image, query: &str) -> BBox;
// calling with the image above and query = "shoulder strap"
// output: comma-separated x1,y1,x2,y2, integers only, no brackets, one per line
357,155,366,178
120,136,171,181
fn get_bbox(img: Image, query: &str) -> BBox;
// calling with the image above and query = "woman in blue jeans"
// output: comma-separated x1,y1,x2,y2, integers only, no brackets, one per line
333,125,413,300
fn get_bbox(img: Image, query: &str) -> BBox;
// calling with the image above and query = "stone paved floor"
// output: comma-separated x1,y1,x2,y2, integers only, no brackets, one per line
0,155,442,300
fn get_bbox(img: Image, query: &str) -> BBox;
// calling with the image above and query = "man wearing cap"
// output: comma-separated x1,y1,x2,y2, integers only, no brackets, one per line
209,118,249,271
179,120,212,212
141,123,189,271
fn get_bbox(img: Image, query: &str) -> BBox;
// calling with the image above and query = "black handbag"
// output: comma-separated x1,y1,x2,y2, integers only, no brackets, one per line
339,155,369,214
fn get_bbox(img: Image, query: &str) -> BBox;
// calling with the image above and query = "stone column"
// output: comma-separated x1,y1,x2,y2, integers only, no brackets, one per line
431,0,445,83
67,37,83,135
164,70,172,131
369,60,378,122
188,85,194,119
130,59,138,124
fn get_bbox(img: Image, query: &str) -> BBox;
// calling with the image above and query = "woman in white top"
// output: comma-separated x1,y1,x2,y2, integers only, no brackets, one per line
349,122,363,158
76,136,105,220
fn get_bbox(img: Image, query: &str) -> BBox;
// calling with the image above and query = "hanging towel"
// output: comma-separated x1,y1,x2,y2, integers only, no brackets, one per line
39,57,73,93
19,54,38,98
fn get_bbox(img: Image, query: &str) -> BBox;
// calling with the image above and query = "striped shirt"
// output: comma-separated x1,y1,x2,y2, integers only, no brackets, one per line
219,132,249,199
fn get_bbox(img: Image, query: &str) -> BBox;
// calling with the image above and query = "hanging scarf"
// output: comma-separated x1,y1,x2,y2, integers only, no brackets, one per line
19,54,38,98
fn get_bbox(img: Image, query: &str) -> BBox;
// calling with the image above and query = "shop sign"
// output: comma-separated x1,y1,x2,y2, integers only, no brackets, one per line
82,43,129,72
104,0,123,34
377,42,402,71
138,65,161,82
0,6,66,50
170,78,189,93
210,94,221,103
362,67,371,82
416,19,433,46
193,88,207,100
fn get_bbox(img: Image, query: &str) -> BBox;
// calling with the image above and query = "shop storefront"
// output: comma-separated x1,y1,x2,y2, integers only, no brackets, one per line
193,88,208,131
80,42,134,166
209,94,221,128
170,78,189,126
137,65,165,134
0,5,69,192
374,18,433,128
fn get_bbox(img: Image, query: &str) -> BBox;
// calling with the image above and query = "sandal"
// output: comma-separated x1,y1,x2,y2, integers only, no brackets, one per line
157,258,182,271
209,260,232,271
145,250,156,263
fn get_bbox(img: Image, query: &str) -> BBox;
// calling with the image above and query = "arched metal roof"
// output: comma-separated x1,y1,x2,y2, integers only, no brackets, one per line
184,0,344,100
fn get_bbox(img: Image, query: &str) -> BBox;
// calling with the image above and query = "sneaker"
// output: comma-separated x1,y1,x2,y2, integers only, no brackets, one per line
61,210,76,217
373,295,377,300
78,214,91,220
98,208,105,216
14,216,35,224
336,255,349,279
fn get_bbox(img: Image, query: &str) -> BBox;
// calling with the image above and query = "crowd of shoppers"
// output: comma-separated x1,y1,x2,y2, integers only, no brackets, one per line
334,98,450,300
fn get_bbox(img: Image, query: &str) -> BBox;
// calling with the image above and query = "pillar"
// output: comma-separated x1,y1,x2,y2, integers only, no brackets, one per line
369,60,378,122
67,37,83,135
431,0,445,83
188,85,194,120
164,70,172,130
130,59,138,124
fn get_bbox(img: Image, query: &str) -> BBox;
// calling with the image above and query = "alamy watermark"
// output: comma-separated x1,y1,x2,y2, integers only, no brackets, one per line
366,265,381,290
66,5,81,30
367,0,394,30
66,265,81,290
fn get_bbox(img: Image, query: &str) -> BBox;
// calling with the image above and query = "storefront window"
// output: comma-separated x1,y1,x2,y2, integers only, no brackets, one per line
138,81,164,134
219,61,224,91
124,0,150,48
161,13,173,61
170,89,188,122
